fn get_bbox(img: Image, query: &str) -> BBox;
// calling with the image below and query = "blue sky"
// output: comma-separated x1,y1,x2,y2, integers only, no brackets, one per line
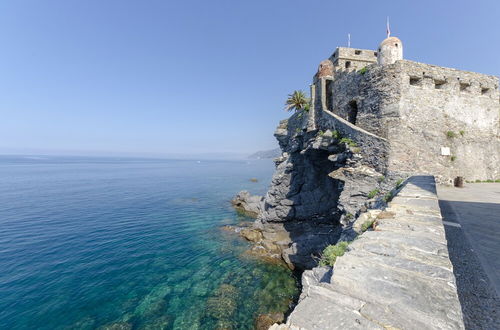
0,0,499,157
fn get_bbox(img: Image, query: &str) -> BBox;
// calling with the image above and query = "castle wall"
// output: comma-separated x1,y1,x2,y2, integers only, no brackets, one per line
310,56,499,182
317,64,401,139
388,60,500,182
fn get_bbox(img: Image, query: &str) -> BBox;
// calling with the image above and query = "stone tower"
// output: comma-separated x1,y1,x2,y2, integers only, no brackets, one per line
377,36,403,65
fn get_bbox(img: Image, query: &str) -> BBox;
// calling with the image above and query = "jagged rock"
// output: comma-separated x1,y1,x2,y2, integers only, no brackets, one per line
239,228,262,242
231,191,264,218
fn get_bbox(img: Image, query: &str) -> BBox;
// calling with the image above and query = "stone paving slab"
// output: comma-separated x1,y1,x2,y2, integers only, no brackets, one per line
281,176,464,329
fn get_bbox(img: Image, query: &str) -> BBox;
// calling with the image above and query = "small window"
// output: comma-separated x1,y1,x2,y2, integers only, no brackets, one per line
374,52,378,57
409,77,422,86
355,50,361,55
434,80,446,90
481,87,490,95
345,61,351,69
460,83,470,92
395,43,398,47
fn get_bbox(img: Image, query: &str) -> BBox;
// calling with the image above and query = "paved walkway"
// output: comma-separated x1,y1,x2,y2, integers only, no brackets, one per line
437,183,500,296
277,176,464,330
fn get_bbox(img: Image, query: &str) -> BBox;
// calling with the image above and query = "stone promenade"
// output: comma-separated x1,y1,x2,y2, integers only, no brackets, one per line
272,176,464,329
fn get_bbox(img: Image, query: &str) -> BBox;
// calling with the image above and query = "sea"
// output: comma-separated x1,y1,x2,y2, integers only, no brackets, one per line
0,156,298,329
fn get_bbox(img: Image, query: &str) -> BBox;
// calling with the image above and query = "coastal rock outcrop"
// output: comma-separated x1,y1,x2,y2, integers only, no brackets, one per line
231,191,264,218
233,110,400,270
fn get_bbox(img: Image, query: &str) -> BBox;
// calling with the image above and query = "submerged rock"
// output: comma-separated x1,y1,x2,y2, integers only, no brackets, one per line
205,284,239,320
255,312,285,330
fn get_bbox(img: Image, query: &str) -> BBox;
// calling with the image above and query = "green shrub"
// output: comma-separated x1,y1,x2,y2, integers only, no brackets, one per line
495,179,500,183
395,178,404,188
377,176,385,183
367,189,379,199
446,131,457,138
361,220,375,232
332,130,341,139
450,155,456,162
459,130,465,136
345,213,354,221
475,179,481,183
486,179,494,183
318,130,324,136
359,67,368,75
340,137,357,147
319,241,349,266
383,191,394,203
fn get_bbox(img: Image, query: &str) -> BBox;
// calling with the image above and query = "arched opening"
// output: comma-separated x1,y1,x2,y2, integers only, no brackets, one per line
348,101,358,125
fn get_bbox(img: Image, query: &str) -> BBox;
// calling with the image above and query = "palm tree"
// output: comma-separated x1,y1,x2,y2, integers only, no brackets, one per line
285,90,310,112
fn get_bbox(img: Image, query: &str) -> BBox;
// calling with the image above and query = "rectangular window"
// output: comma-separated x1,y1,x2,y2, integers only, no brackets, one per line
481,87,490,95
460,82,470,92
409,76,422,86
355,50,362,55
345,61,351,69
434,80,446,90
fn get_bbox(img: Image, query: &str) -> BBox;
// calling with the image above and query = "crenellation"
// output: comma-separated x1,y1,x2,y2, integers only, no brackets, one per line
309,36,499,183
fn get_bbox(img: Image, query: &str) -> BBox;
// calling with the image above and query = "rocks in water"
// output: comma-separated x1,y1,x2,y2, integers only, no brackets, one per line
249,178,259,182
231,191,264,218
205,284,239,328
255,312,285,330
99,322,132,330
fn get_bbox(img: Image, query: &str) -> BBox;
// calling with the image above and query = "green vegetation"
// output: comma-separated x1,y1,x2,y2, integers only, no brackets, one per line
367,189,380,199
318,130,324,136
473,179,500,183
446,131,457,138
395,178,404,188
450,155,456,162
340,137,357,148
383,191,394,203
319,241,349,266
332,130,341,139
459,130,465,136
359,67,368,75
285,90,310,112
345,213,354,221
361,219,375,232
377,176,386,183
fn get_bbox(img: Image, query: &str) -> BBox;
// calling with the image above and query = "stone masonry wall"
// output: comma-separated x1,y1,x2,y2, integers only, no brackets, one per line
312,58,500,182
388,60,500,182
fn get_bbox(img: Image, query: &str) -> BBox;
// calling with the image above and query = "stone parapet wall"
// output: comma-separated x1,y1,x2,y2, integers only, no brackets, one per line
319,109,389,173
272,175,465,330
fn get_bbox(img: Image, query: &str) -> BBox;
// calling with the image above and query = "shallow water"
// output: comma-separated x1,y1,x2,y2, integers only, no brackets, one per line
0,156,298,329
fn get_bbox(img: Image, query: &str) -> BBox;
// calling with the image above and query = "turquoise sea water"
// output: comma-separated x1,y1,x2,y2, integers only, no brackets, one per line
0,156,298,329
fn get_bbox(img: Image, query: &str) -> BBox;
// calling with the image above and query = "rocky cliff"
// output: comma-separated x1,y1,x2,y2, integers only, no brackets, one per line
235,109,402,270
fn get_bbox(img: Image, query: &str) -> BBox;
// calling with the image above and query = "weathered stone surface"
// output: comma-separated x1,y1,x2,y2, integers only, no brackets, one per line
231,190,264,218
284,176,464,329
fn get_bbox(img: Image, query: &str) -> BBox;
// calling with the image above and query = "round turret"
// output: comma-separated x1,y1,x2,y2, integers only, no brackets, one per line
377,36,403,65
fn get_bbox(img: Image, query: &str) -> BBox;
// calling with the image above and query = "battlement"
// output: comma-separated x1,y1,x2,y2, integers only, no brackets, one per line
309,36,499,183
397,60,499,99
330,47,377,71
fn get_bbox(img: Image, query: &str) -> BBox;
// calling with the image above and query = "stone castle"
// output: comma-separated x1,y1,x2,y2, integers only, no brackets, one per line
307,35,499,183
233,34,498,329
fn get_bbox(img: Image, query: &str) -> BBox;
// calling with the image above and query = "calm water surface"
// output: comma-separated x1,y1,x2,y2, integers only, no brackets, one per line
0,156,298,329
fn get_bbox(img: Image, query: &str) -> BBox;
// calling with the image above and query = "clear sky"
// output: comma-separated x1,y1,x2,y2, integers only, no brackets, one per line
1,0,499,157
